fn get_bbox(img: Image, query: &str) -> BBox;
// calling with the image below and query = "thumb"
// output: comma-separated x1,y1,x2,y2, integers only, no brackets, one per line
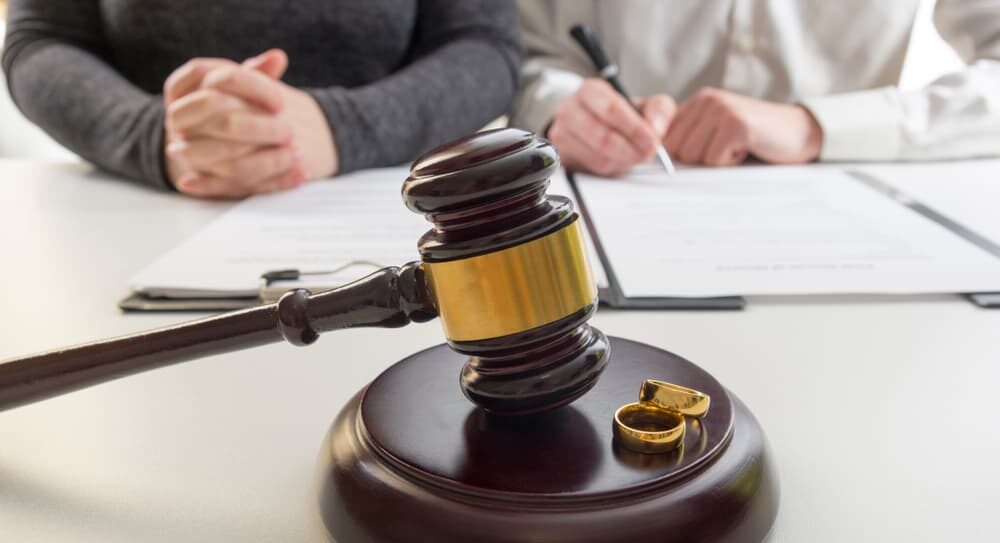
638,94,677,140
243,49,289,80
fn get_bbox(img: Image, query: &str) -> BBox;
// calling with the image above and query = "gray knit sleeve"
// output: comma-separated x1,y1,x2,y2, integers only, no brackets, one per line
2,0,170,189
307,0,522,174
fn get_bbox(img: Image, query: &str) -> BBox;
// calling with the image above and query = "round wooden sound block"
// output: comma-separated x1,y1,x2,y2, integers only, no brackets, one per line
317,337,779,542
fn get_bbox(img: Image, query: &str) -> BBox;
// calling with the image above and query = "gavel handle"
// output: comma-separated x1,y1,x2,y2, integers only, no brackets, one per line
0,263,436,412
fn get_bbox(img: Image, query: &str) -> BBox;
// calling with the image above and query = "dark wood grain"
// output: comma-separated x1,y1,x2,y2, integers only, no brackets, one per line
402,128,610,414
403,127,569,262
0,128,606,416
0,263,435,411
318,336,778,542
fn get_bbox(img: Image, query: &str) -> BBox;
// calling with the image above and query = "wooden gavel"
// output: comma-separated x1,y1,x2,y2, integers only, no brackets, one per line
0,129,610,415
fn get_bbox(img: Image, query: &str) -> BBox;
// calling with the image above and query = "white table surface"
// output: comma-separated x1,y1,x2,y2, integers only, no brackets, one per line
1,159,999,543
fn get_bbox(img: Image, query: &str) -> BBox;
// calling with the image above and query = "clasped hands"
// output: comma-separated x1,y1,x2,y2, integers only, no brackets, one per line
163,49,337,198
548,79,824,176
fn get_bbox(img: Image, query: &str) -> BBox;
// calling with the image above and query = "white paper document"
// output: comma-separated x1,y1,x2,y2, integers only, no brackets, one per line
574,165,1000,297
129,167,595,297
860,160,1000,248
130,167,427,297
549,170,609,289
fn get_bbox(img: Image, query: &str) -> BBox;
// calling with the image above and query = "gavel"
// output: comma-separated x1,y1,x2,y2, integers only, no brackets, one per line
0,129,610,416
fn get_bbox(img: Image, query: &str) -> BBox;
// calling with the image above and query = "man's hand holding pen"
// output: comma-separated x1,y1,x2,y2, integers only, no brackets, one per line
548,79,676,177
548,79,825,175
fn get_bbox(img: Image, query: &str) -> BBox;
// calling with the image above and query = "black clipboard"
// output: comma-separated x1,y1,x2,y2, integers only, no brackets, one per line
967,293,1000,308
847,170,1000,310
118,266,364,312
567,172,745,311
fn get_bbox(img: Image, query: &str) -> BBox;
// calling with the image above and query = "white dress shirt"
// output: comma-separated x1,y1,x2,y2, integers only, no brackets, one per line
511,0,1000,162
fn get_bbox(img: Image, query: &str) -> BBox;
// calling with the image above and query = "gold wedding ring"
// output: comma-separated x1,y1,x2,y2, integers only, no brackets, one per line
613,379,712,454
639,379,711,418
613,403,686,454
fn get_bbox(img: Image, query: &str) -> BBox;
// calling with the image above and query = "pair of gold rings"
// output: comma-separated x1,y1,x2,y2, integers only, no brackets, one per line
613,380,711,454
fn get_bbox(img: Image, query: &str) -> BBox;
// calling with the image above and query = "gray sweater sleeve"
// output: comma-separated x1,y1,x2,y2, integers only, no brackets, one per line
2,0,521,186
2,0,169,189
310,0,522,174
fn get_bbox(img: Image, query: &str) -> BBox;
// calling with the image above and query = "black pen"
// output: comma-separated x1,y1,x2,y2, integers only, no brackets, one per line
569,24,676,175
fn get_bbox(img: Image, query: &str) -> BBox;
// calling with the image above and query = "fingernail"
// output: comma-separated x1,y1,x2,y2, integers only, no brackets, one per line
166,141,186,156
178,173,199,188
650,114,668,137
244,51,267,65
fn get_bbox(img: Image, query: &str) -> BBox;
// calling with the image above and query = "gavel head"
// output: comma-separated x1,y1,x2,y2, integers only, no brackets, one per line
402,128,610,415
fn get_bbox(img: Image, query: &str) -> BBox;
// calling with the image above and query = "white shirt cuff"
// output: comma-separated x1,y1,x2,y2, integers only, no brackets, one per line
801,87,903,162
510,69,585,136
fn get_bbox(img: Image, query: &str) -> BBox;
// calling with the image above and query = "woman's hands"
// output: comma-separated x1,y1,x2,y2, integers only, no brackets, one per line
163,50,338,198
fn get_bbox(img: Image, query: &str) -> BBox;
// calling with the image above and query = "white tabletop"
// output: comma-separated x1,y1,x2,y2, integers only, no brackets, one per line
1,159,999,543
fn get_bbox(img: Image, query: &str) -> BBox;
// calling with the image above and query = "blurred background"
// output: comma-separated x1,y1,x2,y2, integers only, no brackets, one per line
0,0,964,162
0,0,77,160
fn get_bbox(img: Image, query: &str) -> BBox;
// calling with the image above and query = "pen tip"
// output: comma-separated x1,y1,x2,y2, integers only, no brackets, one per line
655,147,676,176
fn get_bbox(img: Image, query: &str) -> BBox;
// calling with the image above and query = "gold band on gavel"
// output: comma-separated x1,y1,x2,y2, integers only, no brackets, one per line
422,220,598,342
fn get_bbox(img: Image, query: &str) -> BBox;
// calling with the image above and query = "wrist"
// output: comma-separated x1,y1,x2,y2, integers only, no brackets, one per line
797,106,823,162
163,136,186,190
286,87,338,178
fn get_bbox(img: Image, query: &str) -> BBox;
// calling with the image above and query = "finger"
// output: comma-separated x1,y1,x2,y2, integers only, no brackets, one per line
664,97,709,157
164,58,238,104
205,144,302,184
184,111,294,145
201,65,284,112
550,120,631,177
558,101,644,168
575,79,658,158
548,120,593,173
640,95,677,141
177,166,304,199
165,138,258,170
704,119,751,166
678,114,718,164
243,49,289,80
257,166,307,194
166,89,257,134
174,171,252,199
